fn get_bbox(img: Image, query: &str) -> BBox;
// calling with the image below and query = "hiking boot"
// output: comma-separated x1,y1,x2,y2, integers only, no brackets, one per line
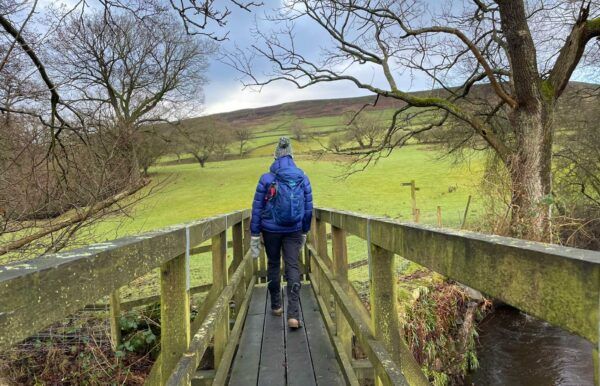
288,318,300,329
272,307,283,316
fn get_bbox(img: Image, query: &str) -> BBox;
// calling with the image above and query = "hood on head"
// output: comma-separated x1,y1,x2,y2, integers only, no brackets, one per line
270,155,296,173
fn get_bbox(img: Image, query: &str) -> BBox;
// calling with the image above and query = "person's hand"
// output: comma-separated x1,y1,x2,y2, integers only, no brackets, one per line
301,233,307,247
250,236,261,259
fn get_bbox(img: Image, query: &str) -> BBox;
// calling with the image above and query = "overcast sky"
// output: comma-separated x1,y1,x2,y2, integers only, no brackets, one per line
200,0,438,115
38,0,599,116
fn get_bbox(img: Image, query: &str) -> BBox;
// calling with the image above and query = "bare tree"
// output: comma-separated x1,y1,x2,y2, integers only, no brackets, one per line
0,3,212,257
138,129,168,176
49,9,215,176
290,120,307,141
553,92,600,248
176,117,232,167
233,126,252,156
229,0,600,240
343,112,386,149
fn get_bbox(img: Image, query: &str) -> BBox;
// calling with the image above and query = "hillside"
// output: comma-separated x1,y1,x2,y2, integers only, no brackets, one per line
199,81,597,128
170,81,598,159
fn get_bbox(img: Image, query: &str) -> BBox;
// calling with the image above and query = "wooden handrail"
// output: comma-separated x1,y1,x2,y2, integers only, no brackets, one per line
0,209,250,350
3,206,599,385
313,207,600,346
310,207,600,385
307,241,428,385
165,249,254,385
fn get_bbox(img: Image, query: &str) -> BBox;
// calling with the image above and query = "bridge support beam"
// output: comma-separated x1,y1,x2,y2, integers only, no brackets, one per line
160,253,191,384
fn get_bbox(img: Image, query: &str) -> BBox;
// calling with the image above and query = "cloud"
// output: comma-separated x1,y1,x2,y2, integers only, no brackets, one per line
202,78,371,115
201,58,433,115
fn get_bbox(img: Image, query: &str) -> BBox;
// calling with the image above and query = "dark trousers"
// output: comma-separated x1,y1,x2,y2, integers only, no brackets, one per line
262,230,303,319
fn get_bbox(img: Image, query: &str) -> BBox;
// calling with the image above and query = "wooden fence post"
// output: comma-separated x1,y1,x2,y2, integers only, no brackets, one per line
402,180,420,222
160,253,191,384
332,226,353,362
437,206,442,227
212,230,229,366
370,243,401,386
109,288,121,351
461,195,472,229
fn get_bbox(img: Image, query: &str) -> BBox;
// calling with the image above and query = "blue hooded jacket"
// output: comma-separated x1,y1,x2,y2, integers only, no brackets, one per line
251,156,313,235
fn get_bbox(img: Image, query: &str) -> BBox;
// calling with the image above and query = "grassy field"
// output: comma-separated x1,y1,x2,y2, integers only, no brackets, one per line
89,144,484,303
96,145,483,238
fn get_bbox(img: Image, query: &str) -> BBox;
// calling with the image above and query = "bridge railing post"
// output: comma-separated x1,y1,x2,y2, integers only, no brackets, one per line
315,217,329,267
160,252,191,384
332,225,353,363
212,229,229,367
231,221,244,275
109,288,121,351
369,243,402,386
315,218,333,316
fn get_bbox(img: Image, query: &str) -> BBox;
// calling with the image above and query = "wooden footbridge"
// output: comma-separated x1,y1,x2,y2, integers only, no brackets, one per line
1,208,599,385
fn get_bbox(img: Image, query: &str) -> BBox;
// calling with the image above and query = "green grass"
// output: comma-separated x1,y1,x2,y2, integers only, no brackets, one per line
95,145,483,239
86,145,483,303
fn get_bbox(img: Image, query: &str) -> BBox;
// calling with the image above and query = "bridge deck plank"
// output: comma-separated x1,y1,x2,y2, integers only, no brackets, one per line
284,285,317,386
228,283,344,385
257,286,286,385
300,285,345,386
228,286,267,386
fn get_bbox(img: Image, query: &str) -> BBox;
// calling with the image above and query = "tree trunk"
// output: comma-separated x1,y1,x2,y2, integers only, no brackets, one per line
357,137,366,149
506,104,554,241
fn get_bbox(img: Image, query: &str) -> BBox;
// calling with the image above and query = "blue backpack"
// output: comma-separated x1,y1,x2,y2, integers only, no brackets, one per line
269,167,306,226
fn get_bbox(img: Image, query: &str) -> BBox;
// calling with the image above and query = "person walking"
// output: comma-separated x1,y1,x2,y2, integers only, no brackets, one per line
250,137,313,329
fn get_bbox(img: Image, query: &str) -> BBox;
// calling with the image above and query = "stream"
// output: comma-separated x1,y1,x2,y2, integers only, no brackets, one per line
468,306,595,386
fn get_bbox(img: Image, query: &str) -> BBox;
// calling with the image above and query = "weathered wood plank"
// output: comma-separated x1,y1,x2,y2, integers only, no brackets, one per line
332,226,353,362
369,244,400,386
315,207,600,346
212,277,256,385
109,288,121,351
258,287,285,386
243,217,251,255
166,252,253,386
284,285,317,386
191,369,215,386
212,230,229,367
228,286,267,386
301,284,347,386
160,253,191,384
308,244,427,386
232,221,244,274
315,218,330,266
85,283,213,312
0,210,250,350
190,240,233,256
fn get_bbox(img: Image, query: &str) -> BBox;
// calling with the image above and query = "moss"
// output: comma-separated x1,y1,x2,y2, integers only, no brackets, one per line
540,80,555,101
586,18,600,31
